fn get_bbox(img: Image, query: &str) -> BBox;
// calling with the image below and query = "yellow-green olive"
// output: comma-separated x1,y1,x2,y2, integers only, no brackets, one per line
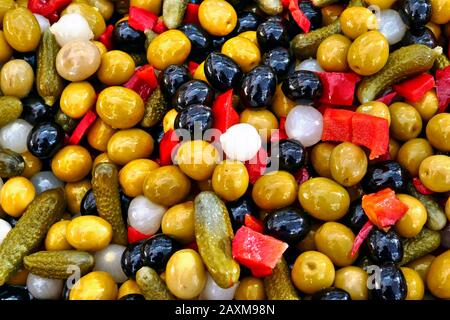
3,7,41,52
0,59,34,98
66,216,113,251
234,277,266,300
175,140,219,181
240,108,279,141
62,3,106,38
311,142,335,179
389,102,423,142
356,101,391,126
317,34,351,72
329,142,367,187
147,30,191,70
70,271,118,300
397,138,434,177
0,30,13,64
334,266,368,300
339,7,378,39
406,255,435,281
389,138,400,161
426,250,450,299
409,90,438,121
65,179,92,214
212,160,249,201
107,129,154,165
395,194,427,238
97,50,135,85
401,267,425,300
45,220,73,251
161,201,195,244
271,84,296,118
252,171,298,210
418,155,450,193
426,113,450,152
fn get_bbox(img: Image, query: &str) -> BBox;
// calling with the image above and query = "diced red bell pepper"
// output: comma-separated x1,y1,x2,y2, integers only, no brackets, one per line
351,221,373,257
127,226,152,243
136,64,158,88
321,108,354,142
129,6,158,32
232,226,288,278
288,0,311,33
245,147,269,184
159,129,180,166
244,214,264,233
211,89,239,134
188,61,199,76
376,91,397,105
393,73,435,103
251,265,273,278
318,72,360,106
294,167,310,185
281,0,290,7
68,111,97,145
183,3,200,25
413,177,434,195
351,113,389,160
436,65,450,113
28,0,71,19
361,188,409,230
153,17,168,34
124,65,158,101
99,25,114,51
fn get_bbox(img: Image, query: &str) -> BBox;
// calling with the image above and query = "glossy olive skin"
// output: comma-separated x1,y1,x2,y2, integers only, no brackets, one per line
141,234,181,272
239,65,277,108
27,122,65,160
360,161,409,194
261,47,291,79
271,139,306,173
234,11,260,34
80,189,97,216
288,1,322,37
179,24,211,63
174,104,213,138
264,207,311,244
119,294,145,300
210,36,227,50
311,288,351,300
226,195,258,231
13,51,37,70
121,240,146,278
257,20,289,51
400,0,431,26
281,71,322,104
341,200,368,233
120,192,132,221
113,20,146,53
173,80,214,112
367,229,403,264
401,26,437,48
204,52,243,91
21,97,55,125
369,263,407,301
159,64,191,98
0,285,31,301
2,215,18,228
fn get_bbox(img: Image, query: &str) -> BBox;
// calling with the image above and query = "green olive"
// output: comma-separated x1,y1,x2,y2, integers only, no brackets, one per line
252,171,298,210
329,142,367,187
3,7,41,52
0,0,15,25
389,138,400,161
212,160,249,201
311,142,335,179
426,113,450,152
0,30,13,64
0,59,34,98
409,90,438,122
334,266,368,300
62,3,106,39
418,155,450,193
397,139,434,177
389,102,423,142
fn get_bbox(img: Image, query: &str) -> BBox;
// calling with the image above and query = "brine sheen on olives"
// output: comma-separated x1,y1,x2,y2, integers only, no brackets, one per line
226,195,258,231
369,263,407,300
342,200,368,233
367,228,403,264
121,240,146,278
178,24,211,63
80,188,97,216
271,139,306,172
239,65,277,108
159,64,191,98
0,285,31,301
361,161,408,193
21,97,55,125
281,70,322,103
261,47,291,79
234,11,260,34
142,234,181,272
311,288,352,300
174,104,213,138
264,207,311,243
400,0,431,26
288,1,322,36
257,20,289,51
401,26,437,48
112,20,146,53
205,52,243,91
173,80,214,111
27,122,65,159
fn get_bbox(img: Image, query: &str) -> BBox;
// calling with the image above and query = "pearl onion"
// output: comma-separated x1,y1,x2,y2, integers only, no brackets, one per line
0,119,32,153
94,244,128,283
26,273,63,300
34,14,50,34
377,9,406,45
0,219,11,245
128,196,166,235
31,171,64,194
50,13,94,47
285,105,323,147
296,58,324,72
199,273,239,300
220,123,261,162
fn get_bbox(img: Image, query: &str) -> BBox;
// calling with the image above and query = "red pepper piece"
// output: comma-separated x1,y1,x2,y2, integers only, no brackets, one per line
376,91,397,105
153,17,168,34
288,0,311,33
351,221,373,257
188,61,199,76
127,226,152,243
321,108,354,142
281,0,290,7
99,25,114,51
351,112,389,160
129,6,158,32
318,72,360,106
244,214,264,233
393,73,435,102
68,110,97,145
245,147,269,184
136,64,158,88
436,65,450,113
183,3,200,24
159,129,180,166
28,0,71,19
124,65,158,101
361,188,409,230
413,177,434,195
251,265,273,278
211,89,239,134
232,226,288,278
294,167,310,185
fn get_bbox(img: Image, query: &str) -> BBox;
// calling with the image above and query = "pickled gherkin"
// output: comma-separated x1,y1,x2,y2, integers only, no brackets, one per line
264,258,300,300
0,96,22,128
162,0,188,29
0,148,25,178
141,87,168,128
136,266,174,300
400,228,441,266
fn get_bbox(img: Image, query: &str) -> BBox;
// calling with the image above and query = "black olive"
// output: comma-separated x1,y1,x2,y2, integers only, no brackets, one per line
226,195,258,231
281,70,322,103
265,15,284,24
158,64,191,98
174,104,213,139
400,0,431,26
1,215,17,228
366,228,403,264
173,80,214,111
234,11,260,34
204,52,243,91
368,263,407,300
121,240,146,278
270,139,306,173
283,245,301,270
120,191,132,222
80,189,97,216
360,161,408,193
112,20,146,53
13,51,37,69
178,24,211,63
27,122,65,160
257,20,289,51
21,97,55,125
61,281,71,300
264,207,311,243
261,47,291,79
288,1,322,37
141,234,181,272
0,285,31,301
147,123,165,158
189,0,203,3
239,65,277,108
210,36,228,50
401,26,437,48
312,288,352,300
119,294,146,300
341,200,368,233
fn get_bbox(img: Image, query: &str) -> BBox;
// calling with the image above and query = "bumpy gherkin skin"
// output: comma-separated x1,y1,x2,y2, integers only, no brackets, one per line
435,54,450,70
194,191,240,289
264,258,300,300
23,250,94,279
400,228,441,266
0,96,23,128
141,87,168,128
0,148,25,178
162,0,188,29
0,188,66,285
136,266,174,300
92,163,128,245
